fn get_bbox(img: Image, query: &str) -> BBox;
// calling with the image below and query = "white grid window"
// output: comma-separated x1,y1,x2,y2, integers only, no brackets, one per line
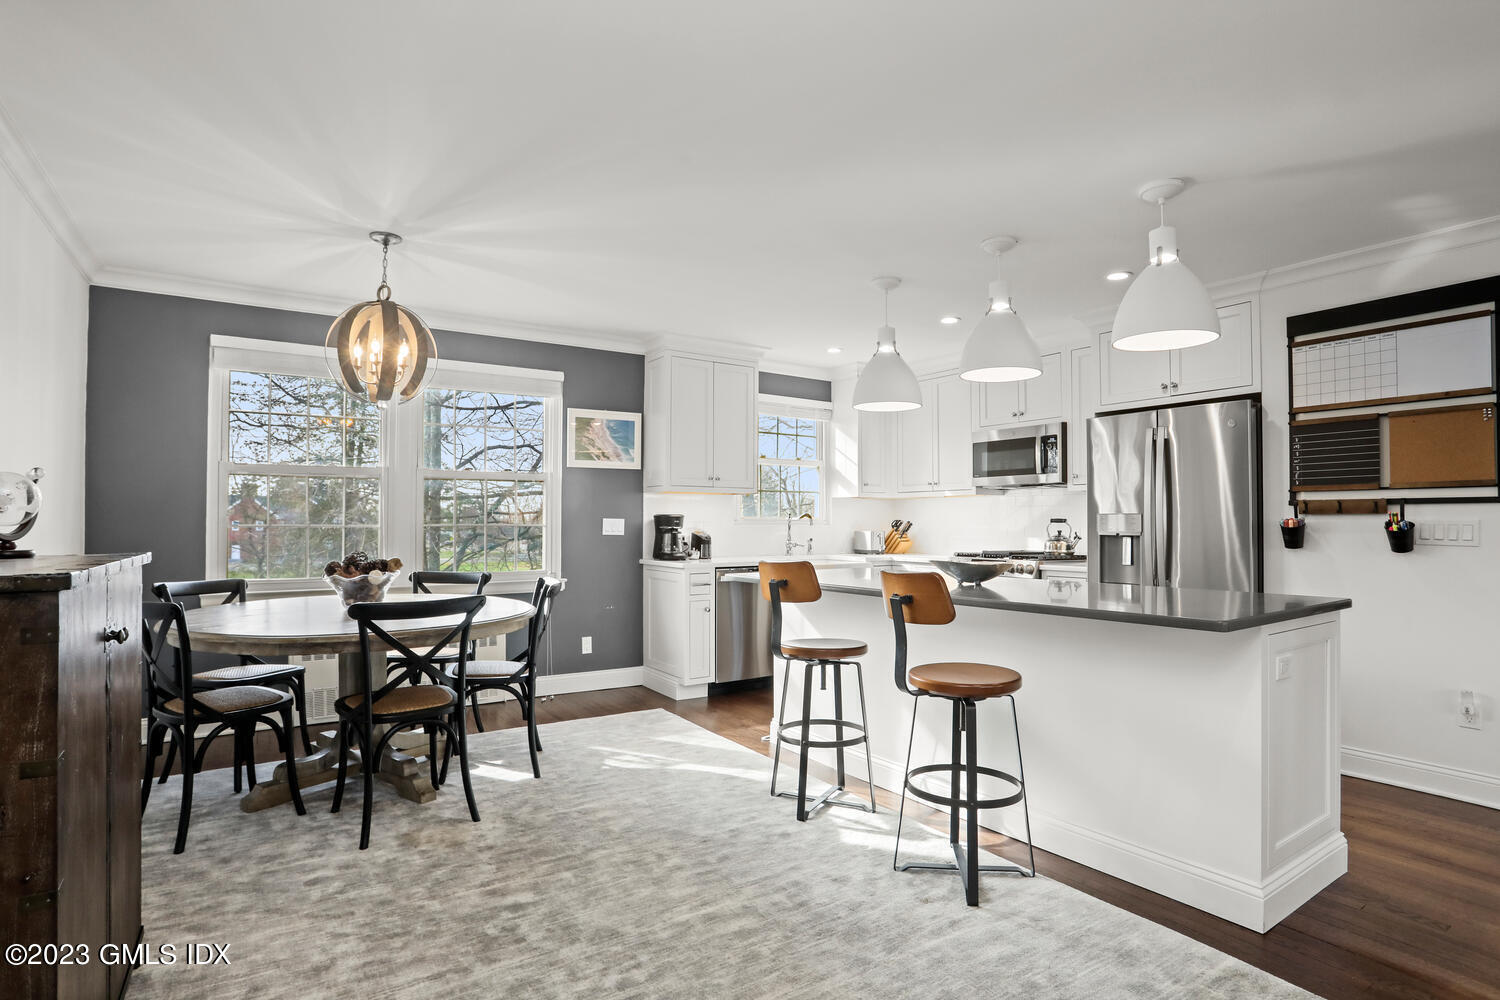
421,390,548,574
208,338,562,591
739,396,831,520
223,370,382,580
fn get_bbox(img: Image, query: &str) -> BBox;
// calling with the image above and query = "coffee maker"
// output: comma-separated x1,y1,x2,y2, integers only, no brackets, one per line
652,513,688,560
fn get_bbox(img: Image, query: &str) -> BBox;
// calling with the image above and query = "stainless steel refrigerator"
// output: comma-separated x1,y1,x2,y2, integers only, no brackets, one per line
1087,398,1262,592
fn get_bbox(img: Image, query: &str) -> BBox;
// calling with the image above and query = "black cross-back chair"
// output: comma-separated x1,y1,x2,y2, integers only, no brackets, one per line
385,571,492,679
333,594,486,850
140,601,306,854
445,576,561,778
152,579,313,757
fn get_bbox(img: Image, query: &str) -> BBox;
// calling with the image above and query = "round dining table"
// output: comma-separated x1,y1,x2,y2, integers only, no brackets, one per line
169,592,535,812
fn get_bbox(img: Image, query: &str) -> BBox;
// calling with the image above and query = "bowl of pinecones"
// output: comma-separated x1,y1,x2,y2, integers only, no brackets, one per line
324,552,403,606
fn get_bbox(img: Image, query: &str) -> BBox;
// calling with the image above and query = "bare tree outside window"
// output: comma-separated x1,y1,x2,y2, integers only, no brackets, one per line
741,414,822,519
225,371,381,579
422,390,547,573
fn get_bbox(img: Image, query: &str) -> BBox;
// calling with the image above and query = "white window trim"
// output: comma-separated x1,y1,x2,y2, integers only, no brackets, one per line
206,335,564,594
735,394,834,525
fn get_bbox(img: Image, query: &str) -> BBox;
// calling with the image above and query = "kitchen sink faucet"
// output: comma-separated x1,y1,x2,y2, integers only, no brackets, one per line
785,511,814,555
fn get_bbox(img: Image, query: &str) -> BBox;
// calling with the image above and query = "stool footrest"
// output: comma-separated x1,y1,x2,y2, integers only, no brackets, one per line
776,717,868,750
905,762,1024,810
774,786,874,816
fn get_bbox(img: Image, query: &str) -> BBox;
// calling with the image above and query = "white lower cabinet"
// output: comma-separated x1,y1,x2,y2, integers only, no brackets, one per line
643,566,714,699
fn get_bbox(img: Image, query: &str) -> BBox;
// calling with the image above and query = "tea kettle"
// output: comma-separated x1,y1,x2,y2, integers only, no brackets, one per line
1044,517,1081,555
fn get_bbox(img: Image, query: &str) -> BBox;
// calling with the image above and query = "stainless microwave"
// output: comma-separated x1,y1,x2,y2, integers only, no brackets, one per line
972,421,1067,490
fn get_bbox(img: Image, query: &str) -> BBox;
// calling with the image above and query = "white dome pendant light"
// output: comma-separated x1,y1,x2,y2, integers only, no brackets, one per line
1111,179,1221,352
853,276,923,412
959,235,1043,382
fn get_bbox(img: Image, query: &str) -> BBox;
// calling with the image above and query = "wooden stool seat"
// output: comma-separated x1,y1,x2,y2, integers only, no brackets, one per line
780,637,868,660
908,662,1022,699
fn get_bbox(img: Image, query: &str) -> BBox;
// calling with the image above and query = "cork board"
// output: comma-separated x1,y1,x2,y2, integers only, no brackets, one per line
1387,403,1498,489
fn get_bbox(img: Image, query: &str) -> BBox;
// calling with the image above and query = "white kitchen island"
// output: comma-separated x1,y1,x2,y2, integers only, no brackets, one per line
730,566,1352,933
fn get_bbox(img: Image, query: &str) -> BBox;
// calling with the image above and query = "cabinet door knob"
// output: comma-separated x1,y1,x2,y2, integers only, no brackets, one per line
1160,382,1169,392
1170,382,1178,391
104,625,130,645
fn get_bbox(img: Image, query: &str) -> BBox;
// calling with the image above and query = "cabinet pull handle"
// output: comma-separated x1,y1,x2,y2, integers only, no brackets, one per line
104,625,130,645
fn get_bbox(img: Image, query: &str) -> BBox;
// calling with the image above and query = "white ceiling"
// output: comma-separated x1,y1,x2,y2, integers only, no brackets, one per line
3,1,1500,371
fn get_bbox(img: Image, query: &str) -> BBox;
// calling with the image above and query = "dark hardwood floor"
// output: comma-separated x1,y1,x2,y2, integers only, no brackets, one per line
150,685,1500,1000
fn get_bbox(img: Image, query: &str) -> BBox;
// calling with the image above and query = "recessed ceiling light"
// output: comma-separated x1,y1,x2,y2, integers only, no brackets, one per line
1106,270,1133,281
939,315,961,325
826,347,842,354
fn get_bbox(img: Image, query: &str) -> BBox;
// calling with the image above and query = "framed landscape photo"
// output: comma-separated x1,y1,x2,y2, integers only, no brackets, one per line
566,408,642,469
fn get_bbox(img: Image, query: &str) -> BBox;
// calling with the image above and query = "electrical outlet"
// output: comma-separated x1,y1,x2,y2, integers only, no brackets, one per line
1274,654,1292,681
581,636,593,655
1459,690,1482,730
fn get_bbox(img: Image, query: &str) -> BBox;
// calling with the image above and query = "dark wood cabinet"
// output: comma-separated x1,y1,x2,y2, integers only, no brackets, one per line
0,554,150,1000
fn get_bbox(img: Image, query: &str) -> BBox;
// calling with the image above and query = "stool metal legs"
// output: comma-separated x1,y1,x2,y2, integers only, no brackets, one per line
892,693,1035,906
769,657,877,821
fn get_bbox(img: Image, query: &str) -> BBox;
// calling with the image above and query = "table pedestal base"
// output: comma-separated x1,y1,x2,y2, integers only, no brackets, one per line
239,651,449,812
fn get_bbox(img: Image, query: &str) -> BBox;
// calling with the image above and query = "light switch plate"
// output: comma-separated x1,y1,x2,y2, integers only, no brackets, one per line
1416,521,1480,547
602,518,625,536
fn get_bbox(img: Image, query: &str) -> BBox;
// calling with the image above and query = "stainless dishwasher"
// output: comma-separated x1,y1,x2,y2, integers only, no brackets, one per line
714,565,773,683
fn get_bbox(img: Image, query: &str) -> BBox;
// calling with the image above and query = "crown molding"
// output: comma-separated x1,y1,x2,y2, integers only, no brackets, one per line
1075,213,1500,334
0,100,96,278
90,264,654,357
643,333,765,363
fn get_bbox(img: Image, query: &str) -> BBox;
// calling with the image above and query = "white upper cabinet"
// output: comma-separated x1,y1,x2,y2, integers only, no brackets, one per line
1172,301,1255,397
896,380,938,492
1098,335,1173,404
644,350,758,493
710,361,756,490
934,375,974,491
895,373,973,494
1097,301,1256,407
1069,345,1099,487
973,352,1065,426
858,409,896,496
663,355,715,487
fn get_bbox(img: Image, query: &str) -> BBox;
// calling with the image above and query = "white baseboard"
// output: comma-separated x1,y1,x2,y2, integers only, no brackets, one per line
1342,745,1500,810
781,740,1346,933
641,667,709,701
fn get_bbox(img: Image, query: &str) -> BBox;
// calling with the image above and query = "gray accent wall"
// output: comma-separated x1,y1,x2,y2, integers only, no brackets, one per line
759,371,832,402
85,288,643,675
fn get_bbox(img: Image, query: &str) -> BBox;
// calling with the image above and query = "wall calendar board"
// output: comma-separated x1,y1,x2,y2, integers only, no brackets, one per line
1291,311,1494,414
1285,276,1500,508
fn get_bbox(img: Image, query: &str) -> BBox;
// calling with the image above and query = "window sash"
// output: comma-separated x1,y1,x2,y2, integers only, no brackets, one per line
740,409,828,521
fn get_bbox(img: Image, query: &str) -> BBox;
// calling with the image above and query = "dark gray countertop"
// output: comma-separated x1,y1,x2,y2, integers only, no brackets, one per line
724,565,1351,633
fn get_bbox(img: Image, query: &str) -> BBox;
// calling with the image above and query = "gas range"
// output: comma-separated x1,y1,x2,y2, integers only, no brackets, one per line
951,549,1087,578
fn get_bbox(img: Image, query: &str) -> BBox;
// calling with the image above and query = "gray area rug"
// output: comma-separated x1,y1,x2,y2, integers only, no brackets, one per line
133,709,1313,999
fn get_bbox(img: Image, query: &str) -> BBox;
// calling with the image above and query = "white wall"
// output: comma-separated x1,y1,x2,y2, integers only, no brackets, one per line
0,162,88,553
1256,230,1500,808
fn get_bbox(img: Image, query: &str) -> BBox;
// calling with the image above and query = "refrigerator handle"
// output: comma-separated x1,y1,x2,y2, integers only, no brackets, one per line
1160,432,1173,585
1153,427,1168,586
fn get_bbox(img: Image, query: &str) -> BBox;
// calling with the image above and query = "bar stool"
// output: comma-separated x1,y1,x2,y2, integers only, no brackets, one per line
881,570,1035,906
760,561,876,821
